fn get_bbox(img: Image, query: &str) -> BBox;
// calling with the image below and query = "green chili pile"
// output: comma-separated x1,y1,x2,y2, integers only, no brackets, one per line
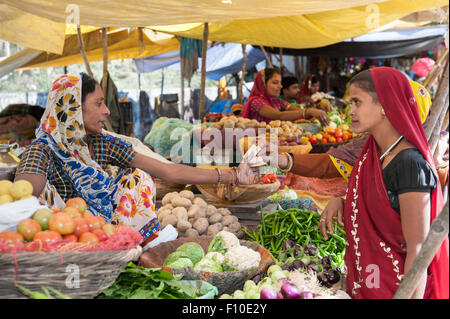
243,208,346,267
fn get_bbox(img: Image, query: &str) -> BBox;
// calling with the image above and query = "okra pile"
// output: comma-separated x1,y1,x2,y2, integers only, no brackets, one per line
243,208,346,267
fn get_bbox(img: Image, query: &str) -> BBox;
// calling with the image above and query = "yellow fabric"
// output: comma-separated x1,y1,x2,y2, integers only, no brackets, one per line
15,29,179,70
150,0,448,49
0,1,446,53
409,80,432,124
294,190,344,211
0,4,65,54
329,155,353,182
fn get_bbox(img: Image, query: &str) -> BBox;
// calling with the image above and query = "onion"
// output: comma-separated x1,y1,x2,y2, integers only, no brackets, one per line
277,292,284,299
299,291,314,299
280,282,301,299
260,287,277,299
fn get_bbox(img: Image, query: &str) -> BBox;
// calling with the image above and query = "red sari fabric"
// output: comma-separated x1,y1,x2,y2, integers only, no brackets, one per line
344,67,448,299
295,74,314,103
242,70,275,119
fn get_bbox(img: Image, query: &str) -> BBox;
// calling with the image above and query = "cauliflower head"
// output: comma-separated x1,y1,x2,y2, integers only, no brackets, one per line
207,231,240,254
223,246,261,271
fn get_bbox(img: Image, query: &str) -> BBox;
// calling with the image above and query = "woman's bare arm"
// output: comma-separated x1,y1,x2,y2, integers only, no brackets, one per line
130,153,230,185
14,173,47,197
398,191,431,299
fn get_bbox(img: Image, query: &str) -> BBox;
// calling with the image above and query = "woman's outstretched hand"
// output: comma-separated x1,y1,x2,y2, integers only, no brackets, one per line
235,159,263,185
319,197,345,240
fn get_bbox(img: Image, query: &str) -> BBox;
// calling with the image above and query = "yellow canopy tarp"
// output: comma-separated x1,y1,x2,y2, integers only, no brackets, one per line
12,28,179,70
150,0,448,49
0,0,446,53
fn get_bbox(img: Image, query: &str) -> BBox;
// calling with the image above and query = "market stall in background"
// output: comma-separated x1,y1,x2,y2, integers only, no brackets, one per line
0,0,448,300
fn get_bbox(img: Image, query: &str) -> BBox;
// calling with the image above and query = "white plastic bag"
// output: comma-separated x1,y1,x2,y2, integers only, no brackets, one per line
0,196,46,232
142,224,178,251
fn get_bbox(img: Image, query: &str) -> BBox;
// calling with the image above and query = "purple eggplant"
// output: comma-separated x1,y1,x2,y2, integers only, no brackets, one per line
281,264,293,271
327,269,341,284
321,256,332,266
317,272,329,286
292,259,306,270
307,262,321,272
282,240,296,251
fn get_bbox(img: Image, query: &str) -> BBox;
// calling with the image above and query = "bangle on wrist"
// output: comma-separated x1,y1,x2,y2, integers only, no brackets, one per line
279,152,293,173
215,168,222,186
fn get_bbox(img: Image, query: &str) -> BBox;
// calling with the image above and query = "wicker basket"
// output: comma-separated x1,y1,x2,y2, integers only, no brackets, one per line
310,141,349,154
0,246,142,299
138,236,274,295
155,178,186,200
196,181,280,204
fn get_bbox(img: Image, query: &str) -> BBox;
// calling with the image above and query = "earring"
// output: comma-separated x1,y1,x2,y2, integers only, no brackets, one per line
381,109,386,116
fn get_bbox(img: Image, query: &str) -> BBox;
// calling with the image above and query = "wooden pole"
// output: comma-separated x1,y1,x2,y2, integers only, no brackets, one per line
279,47,283,73
199,22,209,120
101,27,114,132
393,200,449,299
181,73,185,120
424,61,449,154
239,44,247,105
259,46,273,68
424,48,448,91
76,26,93,77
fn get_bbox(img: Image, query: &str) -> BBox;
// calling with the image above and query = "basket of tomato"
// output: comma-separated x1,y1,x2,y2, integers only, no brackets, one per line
308,126,353,154
0,196,143,299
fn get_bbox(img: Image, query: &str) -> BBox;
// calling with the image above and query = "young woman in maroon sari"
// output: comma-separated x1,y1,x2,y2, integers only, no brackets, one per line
319,67,448,299
241,68,329,126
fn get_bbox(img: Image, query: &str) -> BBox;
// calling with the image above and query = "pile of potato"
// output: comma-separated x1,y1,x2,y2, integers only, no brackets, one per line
205,115,262,130
266,120,303,139
157,190,244,239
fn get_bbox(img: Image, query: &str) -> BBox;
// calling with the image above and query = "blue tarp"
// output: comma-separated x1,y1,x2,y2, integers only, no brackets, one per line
134,42,266,80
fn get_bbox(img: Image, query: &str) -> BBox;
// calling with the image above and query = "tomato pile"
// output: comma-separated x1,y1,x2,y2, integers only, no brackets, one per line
308,125,353,145
0,197,119,249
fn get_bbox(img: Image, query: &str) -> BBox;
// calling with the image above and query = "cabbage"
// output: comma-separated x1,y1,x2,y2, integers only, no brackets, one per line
163,251,190,266
176,242,205,265
166,257,194,269
268,189,298,201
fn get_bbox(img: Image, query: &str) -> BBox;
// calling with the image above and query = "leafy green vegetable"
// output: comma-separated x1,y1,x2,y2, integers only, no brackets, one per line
193,259,223,272
163,251,190,266
176,242,205,265
16,285,71,299
268,189,298,201
166,257,194,269
96,262,217,299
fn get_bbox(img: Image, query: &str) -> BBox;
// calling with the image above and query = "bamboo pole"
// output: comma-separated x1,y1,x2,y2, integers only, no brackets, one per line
424,61,449,154
393,200,449,299
181,73,185,120
259,46,273,68
101,27,114,132
199,22,209,120
423,48,448,90
279,47,283,72
239,44,247,105
76,26,93,77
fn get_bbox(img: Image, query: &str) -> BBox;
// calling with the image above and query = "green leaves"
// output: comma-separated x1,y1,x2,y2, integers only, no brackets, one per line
96,262,210,299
